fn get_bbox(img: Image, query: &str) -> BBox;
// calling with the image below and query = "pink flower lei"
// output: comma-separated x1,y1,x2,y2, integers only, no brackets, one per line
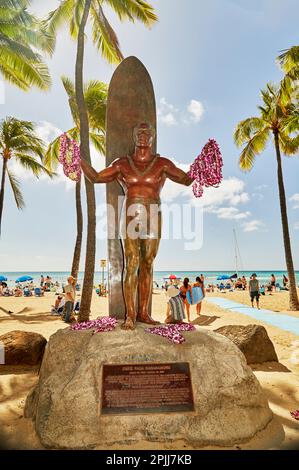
59,133,81,182
71,316,117,333
145,323,196,344
188,138,223,198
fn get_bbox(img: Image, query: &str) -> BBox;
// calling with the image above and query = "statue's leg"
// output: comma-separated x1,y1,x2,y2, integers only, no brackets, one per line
121,236,140,330
137,236,161,324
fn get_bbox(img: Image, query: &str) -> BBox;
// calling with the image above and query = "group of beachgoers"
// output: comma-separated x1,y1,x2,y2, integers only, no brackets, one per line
50,276,80,323
163,275,206,324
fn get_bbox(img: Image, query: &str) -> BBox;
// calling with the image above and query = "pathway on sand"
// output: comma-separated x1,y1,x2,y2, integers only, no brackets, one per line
208,297,299,336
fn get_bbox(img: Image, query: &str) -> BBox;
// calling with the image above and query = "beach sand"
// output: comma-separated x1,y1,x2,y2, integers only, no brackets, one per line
0,290,299,450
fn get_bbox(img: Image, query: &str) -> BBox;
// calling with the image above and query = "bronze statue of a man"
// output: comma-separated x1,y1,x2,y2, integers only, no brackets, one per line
81,122,193,330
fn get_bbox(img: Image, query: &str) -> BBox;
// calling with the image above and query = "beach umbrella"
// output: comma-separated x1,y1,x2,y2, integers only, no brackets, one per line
0,275,7,282
230,273,238,279
217,275,231,281
15,275,33,283
169,274,177,280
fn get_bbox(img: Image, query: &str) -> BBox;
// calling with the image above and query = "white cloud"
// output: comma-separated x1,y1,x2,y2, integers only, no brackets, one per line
289,193,299,209
158,97,204,127
212,207,251,220
187,99,204,123
157,98,178,127
242,220,264,232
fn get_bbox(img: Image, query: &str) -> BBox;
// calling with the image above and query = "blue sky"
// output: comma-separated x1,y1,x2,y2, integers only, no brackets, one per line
1,0,299,272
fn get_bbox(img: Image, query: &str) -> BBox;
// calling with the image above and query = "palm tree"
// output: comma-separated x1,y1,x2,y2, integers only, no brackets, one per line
45,77,107,279
44,0,157,321
234,83,299,310
0,117,53,232
0,0,53,90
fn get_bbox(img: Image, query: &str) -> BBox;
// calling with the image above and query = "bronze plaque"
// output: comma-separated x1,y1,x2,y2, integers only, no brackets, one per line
101,362,195,415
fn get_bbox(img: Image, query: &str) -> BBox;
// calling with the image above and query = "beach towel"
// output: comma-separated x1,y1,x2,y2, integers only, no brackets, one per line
169,296,185,321
186,286,204,305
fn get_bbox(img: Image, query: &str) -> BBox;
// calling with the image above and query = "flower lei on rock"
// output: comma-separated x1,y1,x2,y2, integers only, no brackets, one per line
290,410,299,420
59,133,81,182
145,323,196,344
71,316,117,333
188,138,223,198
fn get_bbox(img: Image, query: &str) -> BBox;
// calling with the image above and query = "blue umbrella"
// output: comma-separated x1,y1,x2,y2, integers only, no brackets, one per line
16,275,33,283
217,275,231,281
0,275,7,282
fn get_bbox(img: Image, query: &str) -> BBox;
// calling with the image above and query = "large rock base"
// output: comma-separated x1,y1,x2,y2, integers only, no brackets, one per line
25,324,273,449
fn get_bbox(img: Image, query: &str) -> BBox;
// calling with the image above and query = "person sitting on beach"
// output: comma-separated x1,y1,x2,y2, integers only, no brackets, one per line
193,276,205,317
235,278,243,289
62,276,76,323
14,286,23,297
51,295,65,315
165,285,185,324
179,278,192,322
241,276,247,290
249,273,260,309
283,275,289,290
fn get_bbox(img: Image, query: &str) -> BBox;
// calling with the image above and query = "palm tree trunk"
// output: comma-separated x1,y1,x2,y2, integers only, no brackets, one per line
274,132,299,310
0,158,8,234
71,180,83,279
75,0,95,322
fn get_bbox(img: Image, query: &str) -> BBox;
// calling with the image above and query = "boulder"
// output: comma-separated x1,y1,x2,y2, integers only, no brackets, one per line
25,324,273,449
214,325,278,364
0,331,47,365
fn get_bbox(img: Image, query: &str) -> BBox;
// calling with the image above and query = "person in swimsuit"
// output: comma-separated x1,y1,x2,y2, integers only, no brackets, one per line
271,274,276,292
179,278,193,322
193,276,205,317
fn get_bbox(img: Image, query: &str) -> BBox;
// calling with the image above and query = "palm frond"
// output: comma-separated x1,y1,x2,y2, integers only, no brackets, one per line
279,133,299,156
14,153,54,178
104,0,158,26
277,46,299,73
6,168,25,209
90,3,123,64
90,132,105,154
234,117,265,147
238,128,270,172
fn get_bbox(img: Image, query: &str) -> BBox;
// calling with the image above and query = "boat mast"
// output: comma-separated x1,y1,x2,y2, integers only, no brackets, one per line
233,228,239,277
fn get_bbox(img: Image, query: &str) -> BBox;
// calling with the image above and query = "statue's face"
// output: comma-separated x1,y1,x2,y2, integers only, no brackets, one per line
134,123,154,148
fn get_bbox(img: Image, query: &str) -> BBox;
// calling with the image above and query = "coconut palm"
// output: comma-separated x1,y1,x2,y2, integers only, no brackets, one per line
0,117,53,233
44,0,157,321
45,77,107,279
234,83,299,310
0,0,53,90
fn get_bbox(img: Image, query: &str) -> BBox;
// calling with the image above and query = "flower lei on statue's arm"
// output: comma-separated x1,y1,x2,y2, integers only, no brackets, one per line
59,133,81,182
188,139,223,198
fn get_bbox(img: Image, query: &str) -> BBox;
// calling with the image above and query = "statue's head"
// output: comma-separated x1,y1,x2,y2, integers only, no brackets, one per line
133,122,155,148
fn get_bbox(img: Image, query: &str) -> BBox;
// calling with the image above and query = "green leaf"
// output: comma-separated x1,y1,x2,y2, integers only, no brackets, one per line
6,168,25,210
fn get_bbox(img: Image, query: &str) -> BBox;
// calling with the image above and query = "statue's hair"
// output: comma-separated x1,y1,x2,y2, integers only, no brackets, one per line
133,122,155,141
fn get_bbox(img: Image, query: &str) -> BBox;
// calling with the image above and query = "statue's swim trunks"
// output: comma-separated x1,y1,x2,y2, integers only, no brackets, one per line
120,197,161,240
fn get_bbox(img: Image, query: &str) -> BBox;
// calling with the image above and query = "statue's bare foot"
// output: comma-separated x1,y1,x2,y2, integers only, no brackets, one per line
121,317,136,330
137,314,160,325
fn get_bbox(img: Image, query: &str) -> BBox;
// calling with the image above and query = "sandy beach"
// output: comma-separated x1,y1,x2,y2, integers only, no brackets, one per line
0,289,299,450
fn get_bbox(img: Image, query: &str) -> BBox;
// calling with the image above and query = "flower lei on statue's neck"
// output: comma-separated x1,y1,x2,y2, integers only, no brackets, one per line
188,139,223,198
59,133,81,182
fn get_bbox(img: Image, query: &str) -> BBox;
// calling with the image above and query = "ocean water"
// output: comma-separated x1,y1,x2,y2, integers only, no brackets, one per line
1,270,299,287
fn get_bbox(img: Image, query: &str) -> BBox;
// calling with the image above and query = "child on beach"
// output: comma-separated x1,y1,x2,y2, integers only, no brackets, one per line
249,273,260,309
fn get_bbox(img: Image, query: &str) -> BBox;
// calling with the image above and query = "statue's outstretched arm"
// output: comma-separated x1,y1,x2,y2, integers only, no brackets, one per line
81,159,120,184
165,160,193,186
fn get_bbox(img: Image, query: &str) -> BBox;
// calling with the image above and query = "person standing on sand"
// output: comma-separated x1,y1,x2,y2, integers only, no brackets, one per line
62,276,76,323
193,276,205,317
271,273,276,292
179,278,193,322
249,273,260,309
